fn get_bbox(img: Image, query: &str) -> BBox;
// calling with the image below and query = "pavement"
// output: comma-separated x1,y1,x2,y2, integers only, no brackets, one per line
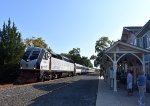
96,76,150,106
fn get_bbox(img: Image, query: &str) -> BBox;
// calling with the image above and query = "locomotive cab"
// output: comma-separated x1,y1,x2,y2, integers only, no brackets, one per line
20,47,50,71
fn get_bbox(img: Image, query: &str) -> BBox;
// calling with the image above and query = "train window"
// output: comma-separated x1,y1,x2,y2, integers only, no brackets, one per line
22,50,31,60
61,56,74,63
30,51,40,60
51,53,57,58
69,59,74,63
43,53,46,60
50,53,62,60
43,52,49,60
62,57,67,61
57,54,62,60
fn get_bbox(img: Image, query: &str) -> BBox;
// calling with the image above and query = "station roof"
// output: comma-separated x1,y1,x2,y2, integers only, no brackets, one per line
105,40,150,53
121,26,142,43
136,20,150,37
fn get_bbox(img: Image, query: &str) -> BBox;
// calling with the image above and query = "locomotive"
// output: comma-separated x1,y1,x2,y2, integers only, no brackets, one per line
18,47,90,82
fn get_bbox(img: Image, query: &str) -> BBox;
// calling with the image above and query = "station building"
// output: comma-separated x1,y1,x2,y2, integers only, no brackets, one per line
105,20,150,92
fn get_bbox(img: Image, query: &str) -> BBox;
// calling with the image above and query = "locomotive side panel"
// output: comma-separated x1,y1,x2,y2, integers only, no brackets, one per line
40,52,50,71
75,63,82,74
51,57,74,72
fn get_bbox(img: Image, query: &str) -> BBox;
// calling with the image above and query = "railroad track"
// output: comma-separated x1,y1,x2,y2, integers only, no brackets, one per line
0,76,74,91
0,75,78,97
0,73,96,92
1,81,71,100
0,75,81,105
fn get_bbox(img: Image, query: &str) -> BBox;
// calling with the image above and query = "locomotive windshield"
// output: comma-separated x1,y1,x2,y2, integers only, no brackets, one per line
30,51,40,60
22,49,41,61
22,50,31,60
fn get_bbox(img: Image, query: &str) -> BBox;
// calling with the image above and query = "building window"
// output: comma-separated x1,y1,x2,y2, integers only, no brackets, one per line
137,38,143,48
140,37,143,48
143,35,147,49
134,39,137,46
147,34,150,49
137,38,140,47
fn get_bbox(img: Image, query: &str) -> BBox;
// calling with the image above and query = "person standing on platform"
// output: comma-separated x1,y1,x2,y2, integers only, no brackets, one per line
100,69,103,77
137,71,146,106
127,70,133,96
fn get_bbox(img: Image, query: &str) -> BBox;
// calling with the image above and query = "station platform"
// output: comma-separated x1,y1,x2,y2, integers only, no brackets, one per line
96,76,150,106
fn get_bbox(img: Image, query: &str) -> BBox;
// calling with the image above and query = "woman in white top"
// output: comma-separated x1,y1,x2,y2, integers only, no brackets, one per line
127,70,133,96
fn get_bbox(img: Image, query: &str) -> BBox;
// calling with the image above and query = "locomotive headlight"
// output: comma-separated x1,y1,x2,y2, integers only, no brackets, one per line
20,64,22,69
34,65,36,69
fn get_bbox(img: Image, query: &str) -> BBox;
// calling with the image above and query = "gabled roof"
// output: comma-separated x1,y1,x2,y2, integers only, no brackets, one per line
136,20,150,37
121,26,142,43
105,40,150,53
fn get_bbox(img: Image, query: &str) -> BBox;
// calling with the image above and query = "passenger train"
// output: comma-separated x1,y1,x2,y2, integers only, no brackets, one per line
19,47,93,82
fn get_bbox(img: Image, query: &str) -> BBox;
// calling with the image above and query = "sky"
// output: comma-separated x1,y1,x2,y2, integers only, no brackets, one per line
0,0,150,59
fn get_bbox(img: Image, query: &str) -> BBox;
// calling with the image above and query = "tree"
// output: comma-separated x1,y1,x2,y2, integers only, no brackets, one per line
25,37,52,52
91,36,114,69
69,48,80,55
81,56,93,68
0,19,25,65
95,37,112,53
61,48,93,68
68,48,81,64
25,37,47,48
